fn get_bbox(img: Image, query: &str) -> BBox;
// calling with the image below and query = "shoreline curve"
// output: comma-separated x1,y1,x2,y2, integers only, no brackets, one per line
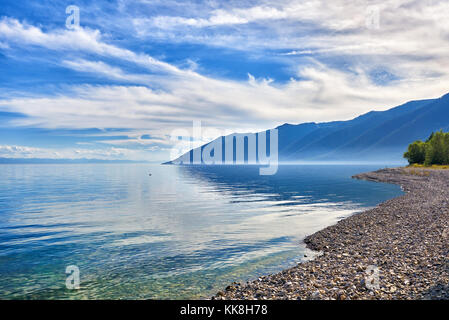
213,167,449,300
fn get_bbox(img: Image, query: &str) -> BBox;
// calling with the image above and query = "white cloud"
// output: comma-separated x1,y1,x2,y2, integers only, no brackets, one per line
0,145,42,157
133,0,449,63
128,0,449,96
62,59,154,83
0,17,188,76
1,62,448,136
146,5,302,28
0,144,160,161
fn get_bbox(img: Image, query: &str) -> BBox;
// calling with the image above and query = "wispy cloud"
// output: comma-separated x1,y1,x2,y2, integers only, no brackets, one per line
2,64,448,133
62,59,153,83
0,17,189,76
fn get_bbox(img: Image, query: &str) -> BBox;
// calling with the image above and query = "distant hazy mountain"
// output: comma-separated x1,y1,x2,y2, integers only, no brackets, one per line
0,158,147,164
166,93,449,164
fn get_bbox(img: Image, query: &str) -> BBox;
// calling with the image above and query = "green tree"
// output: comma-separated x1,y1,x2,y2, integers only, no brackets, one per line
404,130,449,165
443,132,449,164
425,132,434,142
424,130,447,165
404,140,426,164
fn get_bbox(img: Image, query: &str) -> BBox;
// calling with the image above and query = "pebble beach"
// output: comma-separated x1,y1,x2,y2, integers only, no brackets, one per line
213,167,449,300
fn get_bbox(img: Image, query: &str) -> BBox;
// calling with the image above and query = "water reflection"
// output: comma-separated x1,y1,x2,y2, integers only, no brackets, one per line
0,164,402,299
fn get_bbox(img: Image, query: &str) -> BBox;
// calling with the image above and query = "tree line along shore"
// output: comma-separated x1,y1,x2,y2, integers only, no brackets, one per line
404,130,449,166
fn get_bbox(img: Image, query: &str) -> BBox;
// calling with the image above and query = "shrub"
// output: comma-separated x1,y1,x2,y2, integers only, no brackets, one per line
403,141,426,164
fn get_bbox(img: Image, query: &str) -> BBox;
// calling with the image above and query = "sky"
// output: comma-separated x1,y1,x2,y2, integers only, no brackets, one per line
0,0,449,162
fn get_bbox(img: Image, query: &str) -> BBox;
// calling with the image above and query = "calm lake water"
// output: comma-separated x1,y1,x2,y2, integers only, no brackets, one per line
0,164,403,299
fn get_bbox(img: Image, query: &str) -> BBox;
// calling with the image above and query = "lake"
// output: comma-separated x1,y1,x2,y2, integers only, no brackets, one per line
0,164,403,299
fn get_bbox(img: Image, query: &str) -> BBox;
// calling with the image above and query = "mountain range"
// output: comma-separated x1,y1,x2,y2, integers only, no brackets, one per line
167,93,449,164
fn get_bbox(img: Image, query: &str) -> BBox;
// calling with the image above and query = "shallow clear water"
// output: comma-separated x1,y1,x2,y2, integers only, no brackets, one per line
0,164,403,299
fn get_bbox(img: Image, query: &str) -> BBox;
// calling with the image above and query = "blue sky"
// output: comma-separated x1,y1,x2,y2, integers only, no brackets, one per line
1,0,449,162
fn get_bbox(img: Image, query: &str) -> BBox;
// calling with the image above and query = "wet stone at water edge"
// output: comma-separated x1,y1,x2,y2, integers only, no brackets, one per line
213,167,449,300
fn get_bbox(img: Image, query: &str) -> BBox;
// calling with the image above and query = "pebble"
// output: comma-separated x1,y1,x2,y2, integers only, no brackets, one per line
212,168,449,300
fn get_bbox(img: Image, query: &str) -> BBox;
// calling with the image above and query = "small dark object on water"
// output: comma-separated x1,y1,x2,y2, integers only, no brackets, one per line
149,173,152,176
